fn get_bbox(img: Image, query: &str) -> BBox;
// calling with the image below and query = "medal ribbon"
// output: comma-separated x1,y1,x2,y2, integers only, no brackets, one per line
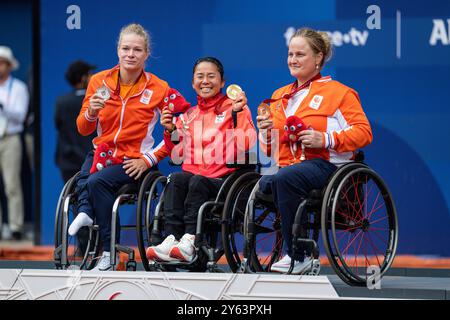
261,73,322,108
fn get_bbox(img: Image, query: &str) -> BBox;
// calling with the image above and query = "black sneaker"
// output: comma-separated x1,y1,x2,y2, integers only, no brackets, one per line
11,231,22,241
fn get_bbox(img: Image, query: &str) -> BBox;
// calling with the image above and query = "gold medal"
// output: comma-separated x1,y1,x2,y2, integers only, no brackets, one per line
226,84,242,100
257,103,271,117
96,85,110,101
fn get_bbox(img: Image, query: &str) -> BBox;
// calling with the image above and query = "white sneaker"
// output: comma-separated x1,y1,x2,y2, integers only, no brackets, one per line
146,235,179,262
91,251,119,271
169,233,196,262
270,255,313,274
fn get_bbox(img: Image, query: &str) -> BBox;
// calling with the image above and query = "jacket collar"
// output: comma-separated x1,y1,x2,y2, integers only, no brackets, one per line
103,65,151,98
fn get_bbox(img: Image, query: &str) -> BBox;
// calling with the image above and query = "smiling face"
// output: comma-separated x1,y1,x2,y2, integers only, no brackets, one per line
192,61,225,99
117,33,149,73
287,36,323,84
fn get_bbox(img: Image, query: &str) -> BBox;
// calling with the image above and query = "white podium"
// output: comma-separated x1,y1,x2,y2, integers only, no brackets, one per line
0,269,340,300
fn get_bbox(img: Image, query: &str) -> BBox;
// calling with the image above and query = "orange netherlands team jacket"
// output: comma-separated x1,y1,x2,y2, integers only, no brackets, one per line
260,76,372,167
77,66,169,168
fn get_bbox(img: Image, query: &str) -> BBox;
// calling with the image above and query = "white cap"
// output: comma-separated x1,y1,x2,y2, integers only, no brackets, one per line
0,46,19,71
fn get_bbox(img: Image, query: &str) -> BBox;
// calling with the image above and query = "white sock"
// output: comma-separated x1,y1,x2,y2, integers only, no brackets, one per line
68,212,93,236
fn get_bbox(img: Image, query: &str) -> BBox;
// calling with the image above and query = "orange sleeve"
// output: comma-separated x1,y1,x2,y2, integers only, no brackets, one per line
140,140,170,168
139,81,171,167
153,143,170,163
328,89,373,152
76,75,100,136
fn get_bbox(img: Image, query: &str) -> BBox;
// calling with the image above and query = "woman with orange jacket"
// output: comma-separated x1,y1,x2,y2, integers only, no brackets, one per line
257,28,373,274
67,23,187,271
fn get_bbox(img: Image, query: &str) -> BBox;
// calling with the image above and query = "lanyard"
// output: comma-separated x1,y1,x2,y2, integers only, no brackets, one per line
262,73,322,108
114,70,142,99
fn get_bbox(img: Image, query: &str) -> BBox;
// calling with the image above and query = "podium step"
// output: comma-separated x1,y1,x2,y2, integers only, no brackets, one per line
0,269,339,300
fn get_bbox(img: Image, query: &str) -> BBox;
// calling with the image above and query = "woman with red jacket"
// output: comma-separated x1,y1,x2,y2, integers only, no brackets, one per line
67,23,187,271
257,28,373,274
146,57,256,263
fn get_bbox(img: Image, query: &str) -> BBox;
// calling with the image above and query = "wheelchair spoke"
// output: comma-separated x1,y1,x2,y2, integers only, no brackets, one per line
367,190,382,220
341,230,363,257
254,224,275,234
336,229,348,245
334,222,363,232
335,209,353,221
255,209,275,224
258,234,282,268
367,203,386,222
340,187,363,223
353,230,366,276
369,215,388,225
256,232,276,246
369,228,389,245
365,233,383,267
351,175,364,220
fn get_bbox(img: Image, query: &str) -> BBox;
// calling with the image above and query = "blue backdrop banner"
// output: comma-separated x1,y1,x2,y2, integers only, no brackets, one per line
40,0,450,256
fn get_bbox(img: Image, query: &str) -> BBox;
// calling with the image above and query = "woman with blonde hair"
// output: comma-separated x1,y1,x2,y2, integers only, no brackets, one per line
68,23,187,271
256,28,373,274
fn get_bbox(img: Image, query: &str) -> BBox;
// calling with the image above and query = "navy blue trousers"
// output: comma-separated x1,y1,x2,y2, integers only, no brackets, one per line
259,158,337,259
75,151,134,252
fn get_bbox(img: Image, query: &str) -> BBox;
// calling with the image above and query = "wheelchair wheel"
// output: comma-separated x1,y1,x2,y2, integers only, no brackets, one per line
55,172,100,270
54,174,78,269
136,171,166,271
244,180,283,272
54,173,79,255
222,171,261,272
321,164,398,286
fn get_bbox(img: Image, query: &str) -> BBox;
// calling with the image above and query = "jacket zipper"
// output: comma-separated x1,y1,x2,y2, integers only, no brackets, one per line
102,78,149,157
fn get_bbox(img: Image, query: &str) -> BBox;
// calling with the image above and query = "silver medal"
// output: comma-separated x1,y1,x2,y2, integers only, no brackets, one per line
96,85,110,101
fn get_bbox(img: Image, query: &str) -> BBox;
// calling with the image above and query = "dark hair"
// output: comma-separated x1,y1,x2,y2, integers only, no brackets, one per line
65,60,96,87
192,57,224,80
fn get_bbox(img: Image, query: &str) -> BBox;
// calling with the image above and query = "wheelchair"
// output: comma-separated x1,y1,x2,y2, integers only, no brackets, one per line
136,161,257,273
222,152,398,286
54,169,163,271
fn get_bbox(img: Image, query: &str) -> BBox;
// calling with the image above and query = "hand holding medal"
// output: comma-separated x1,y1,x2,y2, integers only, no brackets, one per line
257,103,271,117
96,85,111,101
88,85,110,116
226,84,247,112
256,102,273,130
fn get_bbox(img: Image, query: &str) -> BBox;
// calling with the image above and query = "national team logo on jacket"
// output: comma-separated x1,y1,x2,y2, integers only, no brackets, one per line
140,89,153,105
215,111,226,124
309,95,323,110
